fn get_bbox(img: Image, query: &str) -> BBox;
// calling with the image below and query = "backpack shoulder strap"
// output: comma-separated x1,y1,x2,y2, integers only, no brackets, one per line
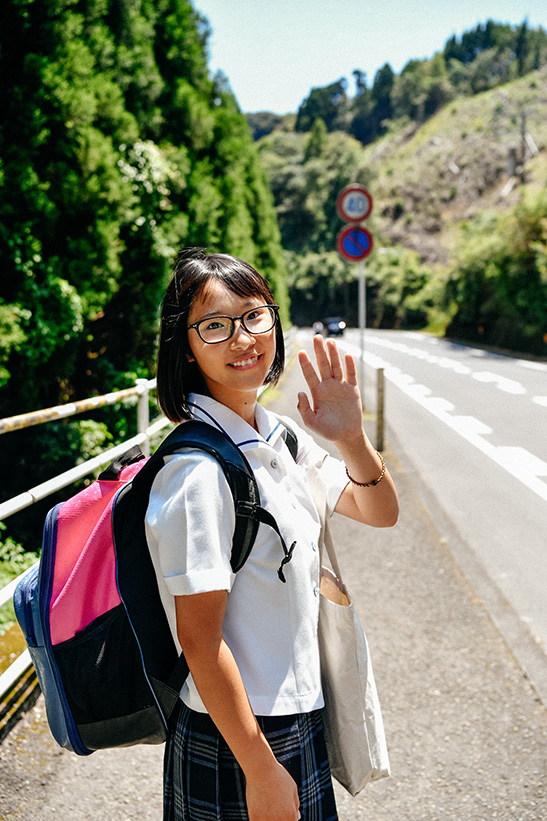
98,445,145,481
149,420,261,573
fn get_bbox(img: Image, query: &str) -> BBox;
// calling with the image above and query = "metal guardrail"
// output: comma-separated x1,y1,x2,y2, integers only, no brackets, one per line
0,384,148,435
0,378,172,734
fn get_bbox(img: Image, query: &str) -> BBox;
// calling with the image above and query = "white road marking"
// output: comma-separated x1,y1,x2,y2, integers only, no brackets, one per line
406,383,432,398
472,371,526,394
495,448,547,477
337,339,547,503
518,360,547,372
533,397,547,407
363,334,545,397
424,397,456,414
449,416,493,437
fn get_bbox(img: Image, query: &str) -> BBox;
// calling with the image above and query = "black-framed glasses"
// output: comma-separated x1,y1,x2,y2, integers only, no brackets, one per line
187,304,279,344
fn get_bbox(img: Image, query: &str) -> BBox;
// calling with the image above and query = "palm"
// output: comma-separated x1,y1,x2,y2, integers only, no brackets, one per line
297,336,363,441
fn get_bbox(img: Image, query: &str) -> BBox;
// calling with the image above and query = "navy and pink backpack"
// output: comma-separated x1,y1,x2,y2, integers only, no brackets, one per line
14,420,297,755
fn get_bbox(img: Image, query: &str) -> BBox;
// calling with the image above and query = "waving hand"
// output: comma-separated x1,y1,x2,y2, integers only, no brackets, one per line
297,335,363,444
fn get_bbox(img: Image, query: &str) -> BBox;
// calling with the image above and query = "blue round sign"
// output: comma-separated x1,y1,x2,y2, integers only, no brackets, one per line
337,225,373,261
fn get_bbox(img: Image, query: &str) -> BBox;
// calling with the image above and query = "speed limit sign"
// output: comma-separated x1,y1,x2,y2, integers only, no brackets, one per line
336,184,373,222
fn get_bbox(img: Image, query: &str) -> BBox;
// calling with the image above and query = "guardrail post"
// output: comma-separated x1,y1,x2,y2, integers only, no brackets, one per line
376,367,384,452
136,379,150,457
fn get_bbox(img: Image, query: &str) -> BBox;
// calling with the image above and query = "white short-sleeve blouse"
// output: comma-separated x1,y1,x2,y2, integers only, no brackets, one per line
145,394,348,716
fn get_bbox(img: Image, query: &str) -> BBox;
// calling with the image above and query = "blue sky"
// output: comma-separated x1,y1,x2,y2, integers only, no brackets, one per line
193,0,547,113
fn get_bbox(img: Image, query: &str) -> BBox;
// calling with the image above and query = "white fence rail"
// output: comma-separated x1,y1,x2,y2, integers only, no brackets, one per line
0,378,171,728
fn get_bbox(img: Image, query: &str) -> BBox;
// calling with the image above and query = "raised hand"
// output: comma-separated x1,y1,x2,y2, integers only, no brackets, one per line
296,335,363,443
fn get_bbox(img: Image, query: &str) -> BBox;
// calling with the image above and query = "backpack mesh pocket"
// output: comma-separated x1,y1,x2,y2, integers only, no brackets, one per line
53,603,155,725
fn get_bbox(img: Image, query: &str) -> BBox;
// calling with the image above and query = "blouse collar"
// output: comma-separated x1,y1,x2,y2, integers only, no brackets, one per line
187,393,286,452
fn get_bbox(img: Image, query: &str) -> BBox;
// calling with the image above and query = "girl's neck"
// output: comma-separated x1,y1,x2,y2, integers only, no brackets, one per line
234,397,259,430
206,388,259,431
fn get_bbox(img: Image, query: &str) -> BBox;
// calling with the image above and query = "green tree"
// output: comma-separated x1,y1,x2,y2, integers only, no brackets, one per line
391,56,453,122
304,117,328,162
295,79,348,132
365,247,436,329
370,63,395,132
349,70,373,144
391,59,429,121
515,20,529,76
447,192,547,355
285,251,356,326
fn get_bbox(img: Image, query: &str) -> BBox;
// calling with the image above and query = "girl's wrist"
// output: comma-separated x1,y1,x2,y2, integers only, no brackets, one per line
240,738,279,780
334,427,368,455
336,431,387,481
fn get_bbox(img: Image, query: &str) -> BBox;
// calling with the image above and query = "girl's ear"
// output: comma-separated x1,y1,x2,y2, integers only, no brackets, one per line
186,353,195,363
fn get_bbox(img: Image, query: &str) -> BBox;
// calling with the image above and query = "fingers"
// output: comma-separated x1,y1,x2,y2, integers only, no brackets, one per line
313,334,334,380
344,352,358,385
296,390,312,423
297,349,320,392
299,338,357,391
312,336,355,383
325,338,345,380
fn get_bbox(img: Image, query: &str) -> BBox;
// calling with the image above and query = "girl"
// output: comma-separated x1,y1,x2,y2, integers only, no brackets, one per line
145,248,399,821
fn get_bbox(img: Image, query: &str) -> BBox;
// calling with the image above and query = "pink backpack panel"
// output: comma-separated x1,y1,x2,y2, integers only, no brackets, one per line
49,461,145,645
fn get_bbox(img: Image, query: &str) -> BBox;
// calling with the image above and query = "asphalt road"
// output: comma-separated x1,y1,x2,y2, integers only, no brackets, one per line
332,328,547,702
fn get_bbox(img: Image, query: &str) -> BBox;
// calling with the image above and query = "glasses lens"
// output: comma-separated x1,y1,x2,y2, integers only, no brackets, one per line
242,306,276,334
198,317,233,343
195,306,277,343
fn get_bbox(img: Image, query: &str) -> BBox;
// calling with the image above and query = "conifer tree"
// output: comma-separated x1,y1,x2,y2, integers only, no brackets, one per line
0,0,287,416
0,0,287,545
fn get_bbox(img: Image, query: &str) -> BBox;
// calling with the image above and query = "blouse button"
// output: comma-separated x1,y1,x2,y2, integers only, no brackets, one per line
311,541,317,551
271,459,278,468
313,585,319,597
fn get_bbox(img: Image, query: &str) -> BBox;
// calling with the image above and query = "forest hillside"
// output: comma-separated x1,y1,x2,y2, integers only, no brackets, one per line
359,65,547,266
255,63,547,358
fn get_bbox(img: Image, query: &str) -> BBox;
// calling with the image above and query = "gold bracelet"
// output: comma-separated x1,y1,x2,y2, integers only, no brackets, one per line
345,451,386,487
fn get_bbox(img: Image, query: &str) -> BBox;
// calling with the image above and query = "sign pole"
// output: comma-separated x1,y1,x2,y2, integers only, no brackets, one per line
358,259,366,408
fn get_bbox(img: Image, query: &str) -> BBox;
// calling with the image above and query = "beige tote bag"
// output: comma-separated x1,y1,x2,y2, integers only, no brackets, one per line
309,467,390,796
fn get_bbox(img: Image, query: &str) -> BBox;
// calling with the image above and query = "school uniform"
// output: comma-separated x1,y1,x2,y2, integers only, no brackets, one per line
145,394,348,820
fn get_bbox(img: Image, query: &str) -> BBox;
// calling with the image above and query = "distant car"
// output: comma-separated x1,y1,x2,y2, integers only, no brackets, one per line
323,317,346,336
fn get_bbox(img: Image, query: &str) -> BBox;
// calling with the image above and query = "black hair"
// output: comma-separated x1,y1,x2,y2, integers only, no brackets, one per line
156,248,285,422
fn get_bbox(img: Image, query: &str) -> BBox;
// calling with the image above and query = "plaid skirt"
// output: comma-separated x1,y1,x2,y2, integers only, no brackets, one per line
164,701,338,821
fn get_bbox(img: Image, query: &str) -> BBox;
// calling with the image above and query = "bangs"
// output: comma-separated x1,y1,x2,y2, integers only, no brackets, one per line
195,254,275,305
